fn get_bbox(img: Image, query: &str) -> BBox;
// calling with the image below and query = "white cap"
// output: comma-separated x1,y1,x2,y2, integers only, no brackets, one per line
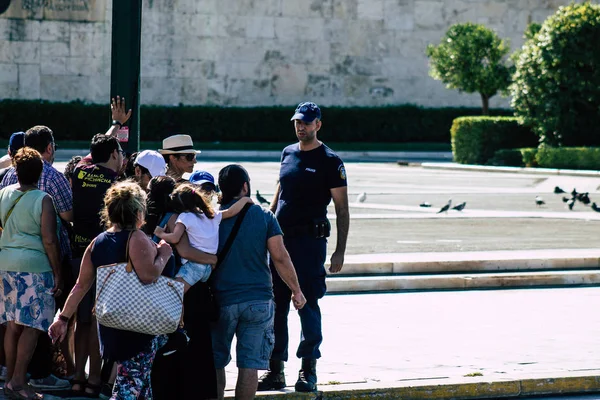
134,150,166,178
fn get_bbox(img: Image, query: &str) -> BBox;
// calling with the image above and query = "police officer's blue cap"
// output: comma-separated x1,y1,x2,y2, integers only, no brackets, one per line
290,102,321,122
9,132,25,155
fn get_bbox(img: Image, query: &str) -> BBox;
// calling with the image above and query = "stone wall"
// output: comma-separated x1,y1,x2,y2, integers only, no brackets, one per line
0,0,586,108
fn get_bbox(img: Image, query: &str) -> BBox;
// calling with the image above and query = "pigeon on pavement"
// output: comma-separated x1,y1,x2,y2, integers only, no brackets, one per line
535,196,545,207
567,198,576,210
356,192,367,203
437,199,452,214
554,186,566,194
419,202,432,208
452,202,466,211
562,196,570,203
577,192,591,205
256,190,270,206
592,203,600,212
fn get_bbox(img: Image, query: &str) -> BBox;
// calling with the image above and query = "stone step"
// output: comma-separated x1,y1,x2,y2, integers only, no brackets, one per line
326,270,600,293
327,250,600,276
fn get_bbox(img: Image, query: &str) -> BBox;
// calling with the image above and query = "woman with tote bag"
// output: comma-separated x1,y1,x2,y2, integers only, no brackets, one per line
49,181,174,399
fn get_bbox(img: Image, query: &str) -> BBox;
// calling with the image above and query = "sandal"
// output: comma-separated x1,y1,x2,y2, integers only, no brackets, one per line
84,382,102,398
4,383,43,399
70,379,87,396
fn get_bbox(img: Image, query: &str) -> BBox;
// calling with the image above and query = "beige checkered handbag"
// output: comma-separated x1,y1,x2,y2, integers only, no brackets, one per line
94,231,184,335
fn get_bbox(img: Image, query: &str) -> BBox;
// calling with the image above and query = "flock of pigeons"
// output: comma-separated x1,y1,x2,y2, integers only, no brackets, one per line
351,186,599,214
540,186,600,212
419,199,466,213
354,192,466,213
355,192,466,213
261,186,600,214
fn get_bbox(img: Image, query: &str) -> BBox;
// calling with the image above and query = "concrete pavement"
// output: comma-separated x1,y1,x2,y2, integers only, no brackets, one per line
15,288,600,400
222,287,600,399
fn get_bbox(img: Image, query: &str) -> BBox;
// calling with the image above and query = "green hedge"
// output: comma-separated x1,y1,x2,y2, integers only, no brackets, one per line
0,100,512,144
488,149,525,166
491,147,600,170
535,147,600,170
489,148,538,167
451,116,538,164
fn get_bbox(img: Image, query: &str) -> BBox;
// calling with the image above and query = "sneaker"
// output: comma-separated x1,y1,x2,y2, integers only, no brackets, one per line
295,359,318,393
0,365,7,381
29,374,71,390
257,360,286,391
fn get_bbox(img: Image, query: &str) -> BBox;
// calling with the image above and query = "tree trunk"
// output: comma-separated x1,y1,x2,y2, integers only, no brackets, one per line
480,93,489,115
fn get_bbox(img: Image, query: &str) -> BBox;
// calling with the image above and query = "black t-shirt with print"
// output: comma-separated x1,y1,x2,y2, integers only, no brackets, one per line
72,164,117,257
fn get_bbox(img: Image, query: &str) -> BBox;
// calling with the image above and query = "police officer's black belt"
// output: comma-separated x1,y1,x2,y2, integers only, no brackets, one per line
282,219,330,238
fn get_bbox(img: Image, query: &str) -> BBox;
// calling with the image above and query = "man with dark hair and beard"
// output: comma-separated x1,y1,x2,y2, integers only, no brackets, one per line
210,164,306,400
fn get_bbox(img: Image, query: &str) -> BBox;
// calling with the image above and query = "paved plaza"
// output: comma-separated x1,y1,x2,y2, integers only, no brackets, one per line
222,286,600,395
31,157,600,399
11,287,600,399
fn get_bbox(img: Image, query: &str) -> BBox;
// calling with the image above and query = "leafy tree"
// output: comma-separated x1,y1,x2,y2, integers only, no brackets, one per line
426,23,513,115
511,2,600,147
510,22,543,65
524,22,542,40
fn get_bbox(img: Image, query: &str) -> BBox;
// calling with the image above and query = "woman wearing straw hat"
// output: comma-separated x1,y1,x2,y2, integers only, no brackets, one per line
158,135,201,182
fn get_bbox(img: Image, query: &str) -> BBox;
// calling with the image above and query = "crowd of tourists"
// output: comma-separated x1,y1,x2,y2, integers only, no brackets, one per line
0,99,349,400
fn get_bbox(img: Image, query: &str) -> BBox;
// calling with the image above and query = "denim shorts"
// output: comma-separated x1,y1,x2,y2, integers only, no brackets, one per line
176,261,212,286
211,299,275,370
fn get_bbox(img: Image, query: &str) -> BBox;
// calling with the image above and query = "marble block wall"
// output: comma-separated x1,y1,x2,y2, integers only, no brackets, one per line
0,0,588,108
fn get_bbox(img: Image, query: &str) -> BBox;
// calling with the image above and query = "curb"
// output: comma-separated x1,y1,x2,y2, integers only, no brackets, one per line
421,162,600,177
237,374,600,400
336,250,600,275
325,270,600,293
50,149,453,163
324,250,600,293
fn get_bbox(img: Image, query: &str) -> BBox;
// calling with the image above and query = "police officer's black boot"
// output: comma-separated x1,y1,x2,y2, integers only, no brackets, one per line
257,360,286,391
295,358,318,392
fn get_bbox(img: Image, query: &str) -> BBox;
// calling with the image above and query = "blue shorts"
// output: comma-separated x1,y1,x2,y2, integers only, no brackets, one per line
211,299,275,370
176,261,212,286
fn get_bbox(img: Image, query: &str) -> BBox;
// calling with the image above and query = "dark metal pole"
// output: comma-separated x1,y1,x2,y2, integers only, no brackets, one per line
110,0,142,153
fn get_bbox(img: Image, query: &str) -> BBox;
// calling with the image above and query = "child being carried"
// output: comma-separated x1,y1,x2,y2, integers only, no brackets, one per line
154,182,253,293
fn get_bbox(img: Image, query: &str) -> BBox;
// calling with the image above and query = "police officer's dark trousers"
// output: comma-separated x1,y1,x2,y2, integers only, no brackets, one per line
271,236,327,361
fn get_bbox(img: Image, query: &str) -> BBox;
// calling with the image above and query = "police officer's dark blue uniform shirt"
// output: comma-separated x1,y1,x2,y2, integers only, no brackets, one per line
276,143,347,228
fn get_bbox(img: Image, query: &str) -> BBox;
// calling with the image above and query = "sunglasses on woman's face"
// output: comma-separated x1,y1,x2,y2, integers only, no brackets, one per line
178,153,196,162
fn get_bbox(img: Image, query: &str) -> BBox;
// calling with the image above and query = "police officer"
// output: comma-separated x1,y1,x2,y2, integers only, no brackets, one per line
259,102,350,392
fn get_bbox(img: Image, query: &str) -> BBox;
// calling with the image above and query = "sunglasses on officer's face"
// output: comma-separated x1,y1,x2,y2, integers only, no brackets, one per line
178,153,196,162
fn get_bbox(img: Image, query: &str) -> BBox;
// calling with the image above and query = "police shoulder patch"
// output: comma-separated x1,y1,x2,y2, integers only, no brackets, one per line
338,165,346,180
